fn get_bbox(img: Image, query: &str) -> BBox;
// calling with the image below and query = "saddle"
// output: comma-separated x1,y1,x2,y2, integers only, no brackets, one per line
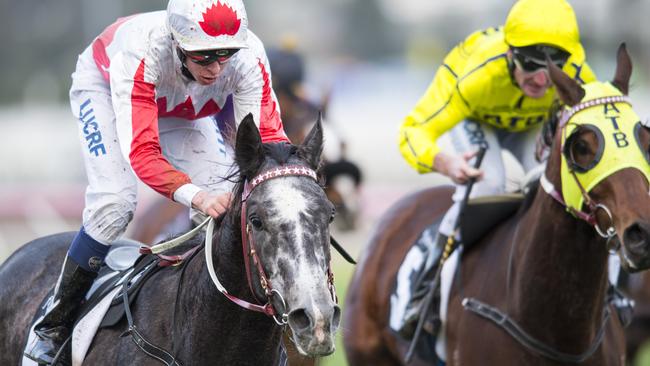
83,244,160,329
460,193,525,247
22,240,167,366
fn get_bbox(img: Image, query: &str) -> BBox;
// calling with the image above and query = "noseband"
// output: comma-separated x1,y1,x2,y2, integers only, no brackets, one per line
206,165,337,325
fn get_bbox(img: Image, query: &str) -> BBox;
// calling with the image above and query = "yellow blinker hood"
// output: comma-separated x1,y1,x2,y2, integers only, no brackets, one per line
560,81,650,212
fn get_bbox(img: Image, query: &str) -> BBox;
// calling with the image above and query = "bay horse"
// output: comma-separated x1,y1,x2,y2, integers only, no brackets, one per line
344,44,650,365
0,114,340,365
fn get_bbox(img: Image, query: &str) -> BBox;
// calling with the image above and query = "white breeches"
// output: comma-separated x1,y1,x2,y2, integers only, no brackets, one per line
69,87,233,244
439,120,542,237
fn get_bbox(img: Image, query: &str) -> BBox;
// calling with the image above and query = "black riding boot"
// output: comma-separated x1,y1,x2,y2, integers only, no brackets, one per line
398,233,449,339
24,255,97,365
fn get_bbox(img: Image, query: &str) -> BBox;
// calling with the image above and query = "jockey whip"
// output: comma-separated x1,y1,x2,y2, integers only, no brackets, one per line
405,146,487,364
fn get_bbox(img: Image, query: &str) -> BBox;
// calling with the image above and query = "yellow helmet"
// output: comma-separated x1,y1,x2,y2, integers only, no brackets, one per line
504,0,584,61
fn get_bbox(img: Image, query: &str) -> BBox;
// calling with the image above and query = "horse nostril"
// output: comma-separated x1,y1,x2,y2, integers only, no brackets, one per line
288,308,312,331
624,222,650,252
331,305,341,330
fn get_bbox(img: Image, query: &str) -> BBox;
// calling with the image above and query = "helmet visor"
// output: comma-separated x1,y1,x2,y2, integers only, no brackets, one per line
512,45,570,73
181,48,240,66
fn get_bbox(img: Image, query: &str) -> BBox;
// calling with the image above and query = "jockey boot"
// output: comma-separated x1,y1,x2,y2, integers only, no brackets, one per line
608,285,635,327
24,255,97,365
398,233,449,339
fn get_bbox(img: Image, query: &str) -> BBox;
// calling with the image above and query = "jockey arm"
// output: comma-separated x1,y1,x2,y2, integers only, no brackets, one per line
111,43,288,218
398,30,490,177
111,52,196,204
398,69,472,174
110,51,229,218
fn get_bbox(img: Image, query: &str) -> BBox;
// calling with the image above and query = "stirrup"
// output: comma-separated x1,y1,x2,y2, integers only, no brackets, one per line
24,335,71,366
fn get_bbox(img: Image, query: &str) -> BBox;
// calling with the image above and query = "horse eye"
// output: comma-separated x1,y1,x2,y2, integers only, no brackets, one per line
573,139,590,156
249,215,263,229
329,208,337,223
565,125,603,173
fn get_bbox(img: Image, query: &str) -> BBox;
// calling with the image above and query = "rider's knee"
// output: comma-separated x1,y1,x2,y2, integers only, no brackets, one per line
472,174,505,196
83,195,136,244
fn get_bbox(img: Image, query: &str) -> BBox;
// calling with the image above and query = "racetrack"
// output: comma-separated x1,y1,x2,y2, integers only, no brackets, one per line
1,65,649,365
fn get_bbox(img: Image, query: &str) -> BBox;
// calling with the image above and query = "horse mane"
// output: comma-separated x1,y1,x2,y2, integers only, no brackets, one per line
263,142,298,165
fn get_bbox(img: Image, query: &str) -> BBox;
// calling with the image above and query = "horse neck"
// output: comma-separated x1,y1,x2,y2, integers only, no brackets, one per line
511,187,610,350
173,213,282,364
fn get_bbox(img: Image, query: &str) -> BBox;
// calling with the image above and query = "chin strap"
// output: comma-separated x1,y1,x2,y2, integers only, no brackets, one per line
180,66,196,81
174,46,196,81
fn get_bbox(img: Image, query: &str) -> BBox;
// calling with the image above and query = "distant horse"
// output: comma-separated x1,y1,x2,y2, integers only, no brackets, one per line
129,199,189,245
344,44,650,365
0,114,340,365
281,91,363,232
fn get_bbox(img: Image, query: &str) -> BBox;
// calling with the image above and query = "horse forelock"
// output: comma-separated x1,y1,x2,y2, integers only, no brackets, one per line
263,142,298,166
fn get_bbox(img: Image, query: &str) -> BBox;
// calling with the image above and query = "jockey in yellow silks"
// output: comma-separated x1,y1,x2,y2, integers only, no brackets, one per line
394,0,600,338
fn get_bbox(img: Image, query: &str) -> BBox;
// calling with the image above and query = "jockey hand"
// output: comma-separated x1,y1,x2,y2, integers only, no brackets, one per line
191,190,232,219
434,150,484,185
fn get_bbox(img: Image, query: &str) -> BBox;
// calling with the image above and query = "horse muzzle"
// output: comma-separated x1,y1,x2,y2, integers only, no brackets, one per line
287,301,341,356
621,221,650,272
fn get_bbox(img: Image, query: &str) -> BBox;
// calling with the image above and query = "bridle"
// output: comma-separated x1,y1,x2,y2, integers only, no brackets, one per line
540,95,632,244
205,164,337,325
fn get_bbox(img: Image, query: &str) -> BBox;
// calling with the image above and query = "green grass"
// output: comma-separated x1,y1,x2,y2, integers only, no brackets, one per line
636,341,650,366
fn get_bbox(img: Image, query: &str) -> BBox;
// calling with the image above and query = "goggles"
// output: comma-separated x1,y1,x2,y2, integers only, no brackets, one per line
180,48,240,66
512,45,569,73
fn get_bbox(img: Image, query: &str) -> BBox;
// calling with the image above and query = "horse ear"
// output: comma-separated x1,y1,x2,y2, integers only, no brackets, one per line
612,42,632,95
297,113,324,170
235,113,265,178
547,56,585,107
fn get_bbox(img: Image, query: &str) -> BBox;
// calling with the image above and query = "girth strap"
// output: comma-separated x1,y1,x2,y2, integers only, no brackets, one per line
120,260,182,366
462,297,609,364
122,326,182,366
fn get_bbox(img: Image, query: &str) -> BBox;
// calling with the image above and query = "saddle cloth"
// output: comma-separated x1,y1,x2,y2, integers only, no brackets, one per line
22,240,157,366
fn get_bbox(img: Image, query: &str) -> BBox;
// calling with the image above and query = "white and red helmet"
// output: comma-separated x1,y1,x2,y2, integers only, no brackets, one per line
167,0,248,51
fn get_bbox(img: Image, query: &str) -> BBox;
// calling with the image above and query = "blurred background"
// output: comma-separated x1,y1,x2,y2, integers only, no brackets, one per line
1,0,649,365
